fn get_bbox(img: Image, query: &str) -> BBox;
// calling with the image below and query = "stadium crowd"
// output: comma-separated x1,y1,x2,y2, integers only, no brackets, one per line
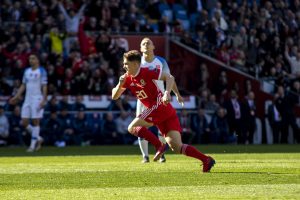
0,0,299,146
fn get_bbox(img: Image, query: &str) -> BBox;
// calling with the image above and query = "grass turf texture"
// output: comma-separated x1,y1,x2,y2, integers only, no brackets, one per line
0,145,299,200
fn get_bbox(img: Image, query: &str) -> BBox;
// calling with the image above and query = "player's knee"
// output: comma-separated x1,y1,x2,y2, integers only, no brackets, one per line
168,143,181,153
127,125,135,135
21,120,29,128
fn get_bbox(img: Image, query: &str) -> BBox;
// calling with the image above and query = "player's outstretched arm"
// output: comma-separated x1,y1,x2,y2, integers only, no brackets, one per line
9,84,25,104
39,85,48,109
160,72,174,105
172,81,184,106
112,74,126,100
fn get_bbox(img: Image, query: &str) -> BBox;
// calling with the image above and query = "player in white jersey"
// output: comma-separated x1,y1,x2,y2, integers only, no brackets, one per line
138,38,184,163
10,54,48,152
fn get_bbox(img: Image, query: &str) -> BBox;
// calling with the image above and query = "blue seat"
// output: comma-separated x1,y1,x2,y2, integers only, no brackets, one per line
172,3,185,13
189,13,199,31
159,2,170,13
175,10,188,20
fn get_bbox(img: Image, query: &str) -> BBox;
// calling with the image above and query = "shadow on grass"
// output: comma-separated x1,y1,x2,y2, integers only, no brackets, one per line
0,144,299,157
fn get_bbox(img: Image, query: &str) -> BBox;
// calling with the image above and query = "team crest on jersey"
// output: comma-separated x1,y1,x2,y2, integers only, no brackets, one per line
140,79,146,86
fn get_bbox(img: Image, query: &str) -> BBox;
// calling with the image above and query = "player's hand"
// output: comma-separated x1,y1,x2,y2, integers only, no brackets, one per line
176,94,184,107
118,74,126,87
38,100,46,110
9,96,18,105
162,91,171,105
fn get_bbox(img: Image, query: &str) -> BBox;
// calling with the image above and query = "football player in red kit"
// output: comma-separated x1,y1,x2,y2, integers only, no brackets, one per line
112,50,215,172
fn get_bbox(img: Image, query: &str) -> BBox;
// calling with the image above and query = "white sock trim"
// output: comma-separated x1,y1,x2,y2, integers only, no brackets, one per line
138,138,149,157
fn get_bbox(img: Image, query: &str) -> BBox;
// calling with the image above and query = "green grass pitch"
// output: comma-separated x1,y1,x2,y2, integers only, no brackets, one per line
0,145,299,199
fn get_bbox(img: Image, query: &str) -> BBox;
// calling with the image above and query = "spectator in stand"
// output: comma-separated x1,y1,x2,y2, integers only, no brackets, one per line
199,63,209,91
87,68,105,95
223,89,245,144
191,108,210,144
267,94,283,144
0,106,9,145
58,1,87,55
49,26,65,56
209,107,232,144
78,17,97,57
212,10,228,32
243,91,257,144
108,94,133,112
197,88,209,108
62,68,75,95
244,79,253,96
216,41,230,65
115,111,135,144
275,86,299,143
0,77,11,96
72,109,90,145
213,70,228,103
58,106,74,145
229,45,246,70
58,96,72,111
178,109,195,144
45,96,59,112
86,112,102,145
285,45,300,78
71,95,86,111
105,68,118,94
102,112,118,144
43,109,62,146
73,60,91,94
205,94,220,113
8,105,25,146
289,81,300,142
187,0,203,14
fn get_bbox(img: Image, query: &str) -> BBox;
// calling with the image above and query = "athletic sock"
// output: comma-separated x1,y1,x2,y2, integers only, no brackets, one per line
29,126,40,149
158,132,166,144
138,137,149,157
135,127,162,149
26,124,33,134
180,144,208,162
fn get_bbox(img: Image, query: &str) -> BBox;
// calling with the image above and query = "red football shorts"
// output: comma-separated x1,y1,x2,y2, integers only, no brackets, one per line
138,103,182,137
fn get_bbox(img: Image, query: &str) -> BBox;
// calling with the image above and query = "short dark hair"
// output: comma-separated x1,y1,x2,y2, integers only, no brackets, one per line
123,50,141,63
29,53,40,61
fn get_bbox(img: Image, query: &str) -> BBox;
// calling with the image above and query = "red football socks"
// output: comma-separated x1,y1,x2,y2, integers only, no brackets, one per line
136,126,162,149
181,144,208,162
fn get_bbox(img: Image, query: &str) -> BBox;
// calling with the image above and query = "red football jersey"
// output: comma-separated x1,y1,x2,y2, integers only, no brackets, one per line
122,66,163,108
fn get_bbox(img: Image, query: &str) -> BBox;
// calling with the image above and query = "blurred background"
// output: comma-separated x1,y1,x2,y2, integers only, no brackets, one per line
0,0,299,147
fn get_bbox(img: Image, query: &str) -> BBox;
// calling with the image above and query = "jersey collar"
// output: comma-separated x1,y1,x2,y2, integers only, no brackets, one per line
133,67,141,77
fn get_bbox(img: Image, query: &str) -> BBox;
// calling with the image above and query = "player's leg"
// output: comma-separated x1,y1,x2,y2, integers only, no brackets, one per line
138,137,149,163
136,100,149,163
21,104,32,132
30,103,44,151
21,104,35,152
128,118,164,151
32,119,43,151
157,131,167,163
165,131,215,172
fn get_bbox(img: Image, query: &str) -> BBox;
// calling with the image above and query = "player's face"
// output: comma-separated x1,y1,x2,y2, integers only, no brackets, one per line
29,55,39,67
140,39,155,53
123,58,138,75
